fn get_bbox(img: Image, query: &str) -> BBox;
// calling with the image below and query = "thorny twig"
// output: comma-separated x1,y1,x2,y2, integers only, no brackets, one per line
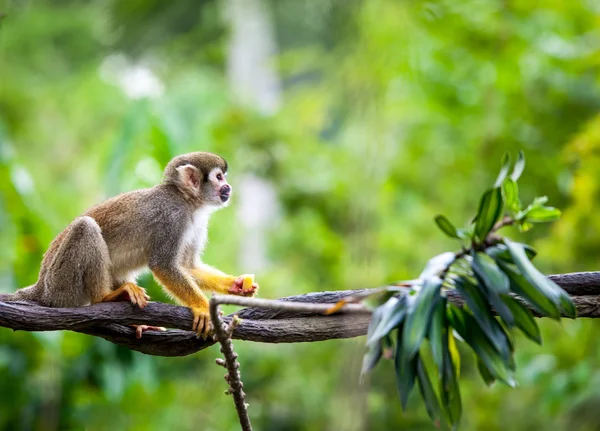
210,297,252,431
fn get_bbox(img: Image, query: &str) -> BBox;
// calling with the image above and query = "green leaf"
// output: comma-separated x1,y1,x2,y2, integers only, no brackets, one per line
403,277,443,358
496,260,560,318
362,306,384,374
472,252,514,326
502,178,520,213
516,196,555,221
452,277,512,361
447,329,461,378
505,240,575,318
395,325,417,411
361,342,382,375
494,153,511,187
420,252,456,279
428,296,447,372
367,295,408,346
446,305,516,387
416,355,441,422
477,357,496,386
501,296,541,344
559,291,577,319
511,150,525,181
525,206,561,223
486,243,537,262
439,324,462,427
473,252,509,294
474,187,504,241
434,215,460,239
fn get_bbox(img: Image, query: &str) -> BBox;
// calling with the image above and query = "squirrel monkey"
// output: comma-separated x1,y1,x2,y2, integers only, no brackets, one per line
1,152,258,338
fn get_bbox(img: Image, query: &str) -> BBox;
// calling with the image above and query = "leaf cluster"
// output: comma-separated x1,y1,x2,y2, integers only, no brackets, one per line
362,152,575,428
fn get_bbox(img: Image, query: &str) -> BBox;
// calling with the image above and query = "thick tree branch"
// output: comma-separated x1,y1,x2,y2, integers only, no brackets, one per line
0,271,599,357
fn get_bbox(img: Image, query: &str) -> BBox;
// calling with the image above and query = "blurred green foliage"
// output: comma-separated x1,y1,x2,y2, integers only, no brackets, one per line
0,0,599,429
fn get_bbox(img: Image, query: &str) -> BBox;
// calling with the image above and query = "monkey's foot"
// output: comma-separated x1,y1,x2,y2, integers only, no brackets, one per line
229,275,259,297
131,324,167,339
191,305,213,339
101,283,150,308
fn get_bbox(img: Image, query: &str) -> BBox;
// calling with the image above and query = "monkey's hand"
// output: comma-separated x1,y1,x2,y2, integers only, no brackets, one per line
191,303,212,339
229,274,259,297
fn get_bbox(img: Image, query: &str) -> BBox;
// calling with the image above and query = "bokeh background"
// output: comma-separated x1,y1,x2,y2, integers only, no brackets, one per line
1,0,600,429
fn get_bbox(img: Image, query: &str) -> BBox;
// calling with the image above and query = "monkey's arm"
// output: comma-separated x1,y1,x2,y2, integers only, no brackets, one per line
151,264,212,337
188,264,258,297
148,224,213,337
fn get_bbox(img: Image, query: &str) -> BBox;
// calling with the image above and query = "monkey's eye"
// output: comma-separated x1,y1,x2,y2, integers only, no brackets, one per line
216,173,223,181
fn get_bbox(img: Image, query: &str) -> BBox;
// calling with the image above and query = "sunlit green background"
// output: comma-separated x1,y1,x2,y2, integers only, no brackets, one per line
1,0,600,429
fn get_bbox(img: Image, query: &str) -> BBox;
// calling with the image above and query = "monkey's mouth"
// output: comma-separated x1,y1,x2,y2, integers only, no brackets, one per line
219,191,230,203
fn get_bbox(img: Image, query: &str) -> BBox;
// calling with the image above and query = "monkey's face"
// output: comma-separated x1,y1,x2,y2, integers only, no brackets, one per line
204,167,232,207
166,152,232,208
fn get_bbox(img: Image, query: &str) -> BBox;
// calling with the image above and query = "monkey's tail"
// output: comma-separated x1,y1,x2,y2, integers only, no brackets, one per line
0,284,38,302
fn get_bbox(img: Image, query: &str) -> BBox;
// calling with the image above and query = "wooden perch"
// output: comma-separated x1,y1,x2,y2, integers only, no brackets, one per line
0,271,599,357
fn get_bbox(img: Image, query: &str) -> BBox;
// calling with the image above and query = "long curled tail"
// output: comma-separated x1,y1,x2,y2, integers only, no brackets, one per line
0,285,38,301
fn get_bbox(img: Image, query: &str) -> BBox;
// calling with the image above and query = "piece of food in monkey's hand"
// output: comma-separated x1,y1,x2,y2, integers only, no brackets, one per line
242,274,255,291
229,274,258,296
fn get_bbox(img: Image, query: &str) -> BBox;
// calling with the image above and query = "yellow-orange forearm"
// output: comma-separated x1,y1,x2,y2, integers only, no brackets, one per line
188,265,237,294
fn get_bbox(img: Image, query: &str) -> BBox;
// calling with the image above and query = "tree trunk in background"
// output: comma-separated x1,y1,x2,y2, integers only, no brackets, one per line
223,0,281,271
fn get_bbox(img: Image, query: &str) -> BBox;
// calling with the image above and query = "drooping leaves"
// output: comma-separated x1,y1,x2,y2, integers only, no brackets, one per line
362,306,385,374
472,252,509,294
452,276,512,362
367,295,408,347
496,260,560,318
501,296,542,344
395,325,418,411
505,240,576,318
415,355,441,422
402,277,443,358
472,252,514,325
428,296,447,372
477,357,496,386
362,151,570,428
440,325,462,427
447,305,516,387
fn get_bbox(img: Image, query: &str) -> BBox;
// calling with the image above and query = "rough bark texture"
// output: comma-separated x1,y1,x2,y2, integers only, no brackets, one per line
0,271,599,357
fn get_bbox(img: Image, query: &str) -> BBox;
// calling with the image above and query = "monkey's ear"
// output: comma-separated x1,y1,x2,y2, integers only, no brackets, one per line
176,164,201,190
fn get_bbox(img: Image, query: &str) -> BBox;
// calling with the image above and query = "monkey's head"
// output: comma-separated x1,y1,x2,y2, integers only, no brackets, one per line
164,152,231,208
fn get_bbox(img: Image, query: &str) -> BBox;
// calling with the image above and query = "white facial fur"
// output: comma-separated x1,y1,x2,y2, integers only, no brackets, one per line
207,167,231,207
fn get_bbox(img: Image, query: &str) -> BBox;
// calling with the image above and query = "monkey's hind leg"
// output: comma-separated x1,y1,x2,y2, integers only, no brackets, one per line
41,216,112,307
99,283,163,337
